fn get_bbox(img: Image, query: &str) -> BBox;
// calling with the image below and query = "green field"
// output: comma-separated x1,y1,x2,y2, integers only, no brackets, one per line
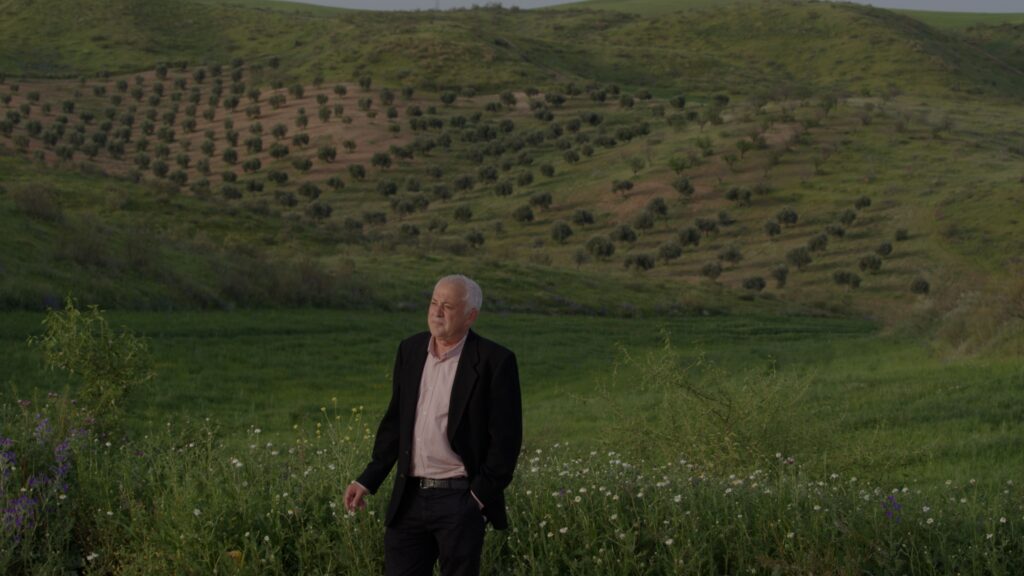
2,307,1022,573
3,308,1020,483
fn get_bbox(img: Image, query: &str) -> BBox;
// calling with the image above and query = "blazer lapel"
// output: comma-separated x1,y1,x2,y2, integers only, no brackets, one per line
402,334,430,434
447,330,479,443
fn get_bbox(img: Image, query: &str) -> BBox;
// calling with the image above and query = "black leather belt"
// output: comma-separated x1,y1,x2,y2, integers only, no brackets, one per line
413,476,470,489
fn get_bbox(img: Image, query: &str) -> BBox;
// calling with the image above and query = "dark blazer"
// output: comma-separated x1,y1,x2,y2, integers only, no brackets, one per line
356,329,523,530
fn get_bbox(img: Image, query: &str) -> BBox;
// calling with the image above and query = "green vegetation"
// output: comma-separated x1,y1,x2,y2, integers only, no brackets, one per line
2,304,1022,573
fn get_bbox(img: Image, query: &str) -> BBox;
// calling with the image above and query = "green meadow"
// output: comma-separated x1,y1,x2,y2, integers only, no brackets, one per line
3,308,1021,485
2,306,1022,574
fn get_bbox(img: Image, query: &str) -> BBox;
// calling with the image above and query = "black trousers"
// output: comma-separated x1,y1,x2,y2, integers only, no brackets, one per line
384,485,486,576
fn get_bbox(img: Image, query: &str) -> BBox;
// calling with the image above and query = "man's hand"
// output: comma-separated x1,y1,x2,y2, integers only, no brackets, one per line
344,482,369,512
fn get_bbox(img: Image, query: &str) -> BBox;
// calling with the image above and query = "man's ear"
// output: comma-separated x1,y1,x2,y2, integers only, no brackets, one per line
467,308,479,326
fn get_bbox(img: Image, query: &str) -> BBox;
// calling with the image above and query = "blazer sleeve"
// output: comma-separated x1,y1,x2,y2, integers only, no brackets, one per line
355,343,403,494
471,350,523,507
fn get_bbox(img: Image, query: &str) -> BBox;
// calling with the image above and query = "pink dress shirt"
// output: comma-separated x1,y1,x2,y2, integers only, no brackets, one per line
409,334,468,479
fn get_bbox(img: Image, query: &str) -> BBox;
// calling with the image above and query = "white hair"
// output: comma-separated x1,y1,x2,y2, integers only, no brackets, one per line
436,274,483,313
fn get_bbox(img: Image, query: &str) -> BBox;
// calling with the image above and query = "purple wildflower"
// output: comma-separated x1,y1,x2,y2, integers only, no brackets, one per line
1,438,15,482
33,416,52,444
2,494,38,537
882,495,902,522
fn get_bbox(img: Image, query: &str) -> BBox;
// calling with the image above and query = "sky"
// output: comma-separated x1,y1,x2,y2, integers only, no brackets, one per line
279,0,1024,11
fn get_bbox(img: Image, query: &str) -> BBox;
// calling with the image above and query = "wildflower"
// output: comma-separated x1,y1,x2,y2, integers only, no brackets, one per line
926,518,934,525
86,552,99,562
883,495,902,522
193,508,202,517
664,538,674,545
999,517,1007,524
787,532,794,539
559,527,568,534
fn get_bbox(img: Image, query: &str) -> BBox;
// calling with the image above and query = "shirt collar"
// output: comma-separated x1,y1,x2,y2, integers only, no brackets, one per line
429,332,469,361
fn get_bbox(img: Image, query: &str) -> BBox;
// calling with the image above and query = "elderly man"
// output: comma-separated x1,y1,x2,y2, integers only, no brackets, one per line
344,274,523,576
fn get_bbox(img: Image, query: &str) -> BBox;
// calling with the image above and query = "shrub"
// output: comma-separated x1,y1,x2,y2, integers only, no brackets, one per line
327,177,345,191
611,179,633,195
512,205,534,223
298,183,322,199
679,227,701,248
718,245,743,266
586,236,615,260
764,221,781,238
10,185,63,222
275,190,298,207
529,192,553,210
743,277,767,292
695,218,718,236
701,262,722,280
633,210,655,231
825,225,845,238
786,247,812,271
624,254,655,271
910,278,930,295
895,228,910,241
465,229,485,248
833,271,862,288
168,170,188,186
494,180,514,197
854,195,872,210
859,254,882,274
550,221,573,244
771,265,789,288
454,205,473,222
306,201,332,220
571,209,594,226
839,209,857,226
609,225,637,244
807,234,829,252
658,242,683,262
776,208,799,226
876,242,893,257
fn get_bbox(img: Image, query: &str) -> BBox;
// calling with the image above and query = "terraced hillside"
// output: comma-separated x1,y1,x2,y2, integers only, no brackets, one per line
1,0,1022,351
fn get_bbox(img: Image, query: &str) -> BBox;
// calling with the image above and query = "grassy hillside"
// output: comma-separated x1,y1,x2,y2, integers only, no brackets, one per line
2,0,1024,99
1,0,1023,350
895,10,1024,30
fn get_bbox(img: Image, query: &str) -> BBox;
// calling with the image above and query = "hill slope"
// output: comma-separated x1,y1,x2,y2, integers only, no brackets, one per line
1,0,1023,351
2,0,1023,99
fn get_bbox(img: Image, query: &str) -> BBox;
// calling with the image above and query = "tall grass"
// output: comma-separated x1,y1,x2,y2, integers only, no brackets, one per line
3,395,1021,574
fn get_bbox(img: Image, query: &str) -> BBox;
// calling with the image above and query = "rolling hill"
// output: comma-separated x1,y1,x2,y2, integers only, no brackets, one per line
1,0,1022,352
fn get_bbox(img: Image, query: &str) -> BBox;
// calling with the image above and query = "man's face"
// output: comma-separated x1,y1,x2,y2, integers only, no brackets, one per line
428,281,477,342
